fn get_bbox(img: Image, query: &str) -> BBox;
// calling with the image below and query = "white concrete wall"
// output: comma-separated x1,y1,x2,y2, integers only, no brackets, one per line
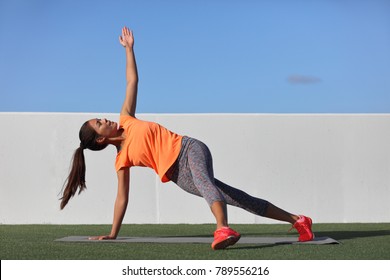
0,113,389,224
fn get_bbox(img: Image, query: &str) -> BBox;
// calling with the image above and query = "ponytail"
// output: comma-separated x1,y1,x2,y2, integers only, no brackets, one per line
60,146,86,209
60,120,108,209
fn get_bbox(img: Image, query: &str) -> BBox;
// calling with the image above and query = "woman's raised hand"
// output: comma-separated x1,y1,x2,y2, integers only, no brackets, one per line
119,26,134,48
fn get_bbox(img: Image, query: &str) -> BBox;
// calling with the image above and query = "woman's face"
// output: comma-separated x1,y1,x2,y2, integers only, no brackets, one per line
88,118,118,138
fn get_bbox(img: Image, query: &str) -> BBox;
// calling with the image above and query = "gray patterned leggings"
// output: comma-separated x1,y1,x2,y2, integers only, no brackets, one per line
166,136,270,216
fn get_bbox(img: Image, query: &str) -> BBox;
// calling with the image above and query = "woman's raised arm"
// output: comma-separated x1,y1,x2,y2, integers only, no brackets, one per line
119,27,138,117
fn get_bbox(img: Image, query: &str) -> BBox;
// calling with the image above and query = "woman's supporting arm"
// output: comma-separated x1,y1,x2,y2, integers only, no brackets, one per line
109,168,130,238
89,168,130,240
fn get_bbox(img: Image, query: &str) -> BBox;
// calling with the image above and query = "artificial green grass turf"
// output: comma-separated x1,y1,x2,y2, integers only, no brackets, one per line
1,223,389,260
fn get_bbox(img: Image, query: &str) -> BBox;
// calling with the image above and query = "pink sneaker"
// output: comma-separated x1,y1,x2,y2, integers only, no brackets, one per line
212,227,241,250
292,215,314,242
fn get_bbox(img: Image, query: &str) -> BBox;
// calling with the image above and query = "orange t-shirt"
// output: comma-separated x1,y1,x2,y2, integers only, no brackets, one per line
115,115,183,182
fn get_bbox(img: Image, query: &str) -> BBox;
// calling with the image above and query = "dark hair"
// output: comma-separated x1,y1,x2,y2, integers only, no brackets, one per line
60,121,108,209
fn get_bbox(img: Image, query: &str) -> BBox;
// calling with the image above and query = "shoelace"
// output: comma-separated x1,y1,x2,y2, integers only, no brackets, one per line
293,223,308,235
288,218,306,233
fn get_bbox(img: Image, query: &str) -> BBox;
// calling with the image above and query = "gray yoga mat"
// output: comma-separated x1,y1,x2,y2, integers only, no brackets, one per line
55,236,339,245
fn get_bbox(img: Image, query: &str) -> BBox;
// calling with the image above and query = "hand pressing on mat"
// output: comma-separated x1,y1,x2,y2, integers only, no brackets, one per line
88,235,116,240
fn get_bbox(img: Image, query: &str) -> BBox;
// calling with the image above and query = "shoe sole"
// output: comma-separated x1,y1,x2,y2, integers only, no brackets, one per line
212,235,241,250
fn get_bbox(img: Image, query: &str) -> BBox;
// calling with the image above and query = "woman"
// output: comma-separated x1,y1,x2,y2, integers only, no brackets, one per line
60,26,314,250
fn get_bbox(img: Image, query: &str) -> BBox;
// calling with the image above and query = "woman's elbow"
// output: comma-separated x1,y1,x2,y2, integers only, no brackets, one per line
126,77,138,85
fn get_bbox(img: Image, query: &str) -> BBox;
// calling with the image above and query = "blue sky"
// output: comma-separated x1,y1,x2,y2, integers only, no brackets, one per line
1,0,389,113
